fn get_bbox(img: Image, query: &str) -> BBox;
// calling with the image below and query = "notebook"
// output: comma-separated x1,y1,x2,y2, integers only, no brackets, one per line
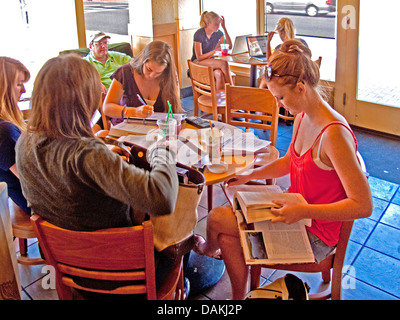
246,35,268,61
231,35,251,55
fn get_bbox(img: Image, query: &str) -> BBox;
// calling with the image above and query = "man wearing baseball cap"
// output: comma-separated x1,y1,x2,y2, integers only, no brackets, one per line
84,31,132,94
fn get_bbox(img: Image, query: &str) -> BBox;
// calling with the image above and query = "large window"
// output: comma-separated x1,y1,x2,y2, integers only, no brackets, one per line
201,0,258,46
265,0,337,81
83,0,131,44
0,0,80,107
357,0,400,108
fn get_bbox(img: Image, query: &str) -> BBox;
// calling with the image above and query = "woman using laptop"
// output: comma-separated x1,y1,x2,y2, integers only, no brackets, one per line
191,11,234,90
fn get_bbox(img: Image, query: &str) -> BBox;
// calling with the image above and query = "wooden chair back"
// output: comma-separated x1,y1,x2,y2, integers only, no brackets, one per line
187,60,225,121
31,214,158,299
0,183,21,300
225,84,279,147
188,59,215,97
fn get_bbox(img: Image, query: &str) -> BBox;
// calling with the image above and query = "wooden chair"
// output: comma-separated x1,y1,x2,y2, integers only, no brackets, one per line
225,84,280,184
10,202,45,265
0,183,21,300
187,60,226,121
30,215,184,300
249,151,368,300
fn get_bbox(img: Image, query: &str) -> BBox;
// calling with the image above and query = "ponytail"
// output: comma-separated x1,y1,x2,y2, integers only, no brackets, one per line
199,11,220,28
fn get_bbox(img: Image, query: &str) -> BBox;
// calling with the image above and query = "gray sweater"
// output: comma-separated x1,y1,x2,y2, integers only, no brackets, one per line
15,133,179,231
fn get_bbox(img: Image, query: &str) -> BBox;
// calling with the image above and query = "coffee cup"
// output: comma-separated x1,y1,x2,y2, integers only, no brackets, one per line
204,128,224,163
221,43,229,56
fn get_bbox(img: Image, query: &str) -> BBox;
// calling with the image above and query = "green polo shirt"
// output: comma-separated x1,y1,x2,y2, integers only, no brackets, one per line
84,51,132,90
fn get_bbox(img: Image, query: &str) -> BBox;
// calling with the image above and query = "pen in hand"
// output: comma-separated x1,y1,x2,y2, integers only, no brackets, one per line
137,94,153,118
137,94,146,106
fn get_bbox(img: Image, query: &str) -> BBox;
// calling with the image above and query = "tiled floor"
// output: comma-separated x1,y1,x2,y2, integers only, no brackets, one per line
16,96,400,300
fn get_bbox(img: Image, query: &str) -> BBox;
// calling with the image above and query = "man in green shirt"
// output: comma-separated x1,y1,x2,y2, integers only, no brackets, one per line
84,31,132,94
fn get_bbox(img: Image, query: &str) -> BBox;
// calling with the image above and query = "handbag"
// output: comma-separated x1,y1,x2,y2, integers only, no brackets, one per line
245,273,310,300
129,143,205,258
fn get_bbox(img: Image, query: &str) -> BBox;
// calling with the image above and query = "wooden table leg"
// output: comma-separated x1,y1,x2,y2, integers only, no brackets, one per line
250,65,258,87
207,185,213,212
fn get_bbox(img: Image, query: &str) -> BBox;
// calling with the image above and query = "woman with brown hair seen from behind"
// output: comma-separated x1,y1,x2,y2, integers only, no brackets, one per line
16,54,179,292
194,40,372,299
0,56,31,214
191,11,234,90
104,40,182,126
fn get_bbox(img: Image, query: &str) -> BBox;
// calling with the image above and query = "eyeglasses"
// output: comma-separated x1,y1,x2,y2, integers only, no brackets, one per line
94,40,109,47
265,65,298,81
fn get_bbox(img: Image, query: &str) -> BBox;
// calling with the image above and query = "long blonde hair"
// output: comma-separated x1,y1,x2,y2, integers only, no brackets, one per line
275,17,296,41
200,11,220,28
28,54,101,139
0,57,30,131
130,40,182,113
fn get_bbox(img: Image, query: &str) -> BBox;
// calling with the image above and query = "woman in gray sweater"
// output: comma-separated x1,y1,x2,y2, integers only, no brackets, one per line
16,54,179,292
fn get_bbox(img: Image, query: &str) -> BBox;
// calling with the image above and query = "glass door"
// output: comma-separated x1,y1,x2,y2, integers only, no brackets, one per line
335,0,400,136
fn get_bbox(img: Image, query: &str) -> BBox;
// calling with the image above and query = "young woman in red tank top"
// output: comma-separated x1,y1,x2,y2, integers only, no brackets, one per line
194,40,372,299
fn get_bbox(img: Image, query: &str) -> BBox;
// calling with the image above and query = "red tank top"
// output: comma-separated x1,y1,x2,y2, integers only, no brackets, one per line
288,114,358,246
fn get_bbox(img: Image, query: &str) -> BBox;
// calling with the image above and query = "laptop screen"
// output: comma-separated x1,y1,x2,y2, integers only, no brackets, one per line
246,36,268,57
232,35,251,55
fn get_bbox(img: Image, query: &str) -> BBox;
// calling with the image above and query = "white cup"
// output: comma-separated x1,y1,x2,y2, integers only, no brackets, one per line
204,128,224,163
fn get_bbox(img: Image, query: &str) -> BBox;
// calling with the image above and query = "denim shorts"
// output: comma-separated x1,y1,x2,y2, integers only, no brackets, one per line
306,230,336,263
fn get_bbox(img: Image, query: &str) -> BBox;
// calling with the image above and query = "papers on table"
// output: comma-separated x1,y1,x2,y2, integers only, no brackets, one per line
109,121,158,136
125,112,186,124
115,121,271,166
109,113,186,136
118,130,207,167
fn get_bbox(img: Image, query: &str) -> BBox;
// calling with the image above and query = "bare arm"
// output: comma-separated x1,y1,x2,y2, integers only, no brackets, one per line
9,163,19,178
194,42,216,62
103,79,153,118
227,114,304,186
219,16,232,48
271,125,372,224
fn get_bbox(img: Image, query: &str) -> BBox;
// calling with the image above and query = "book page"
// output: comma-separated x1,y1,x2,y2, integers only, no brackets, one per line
211,122,270,155
254,220,314,263
109,121,158,136
126,112,186,122
235,192,308,224
235,210,315,265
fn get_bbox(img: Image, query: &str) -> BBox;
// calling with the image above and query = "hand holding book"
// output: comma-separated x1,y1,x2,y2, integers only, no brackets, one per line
270,196,308,225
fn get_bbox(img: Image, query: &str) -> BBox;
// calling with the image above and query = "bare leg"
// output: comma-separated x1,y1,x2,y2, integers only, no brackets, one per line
196,205,249,299
198,59,234,90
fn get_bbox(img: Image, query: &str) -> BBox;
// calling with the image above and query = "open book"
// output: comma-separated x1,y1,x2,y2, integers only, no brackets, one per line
236,211,315,265
125,112,186,124
233,188,314,265
234,191,308,224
